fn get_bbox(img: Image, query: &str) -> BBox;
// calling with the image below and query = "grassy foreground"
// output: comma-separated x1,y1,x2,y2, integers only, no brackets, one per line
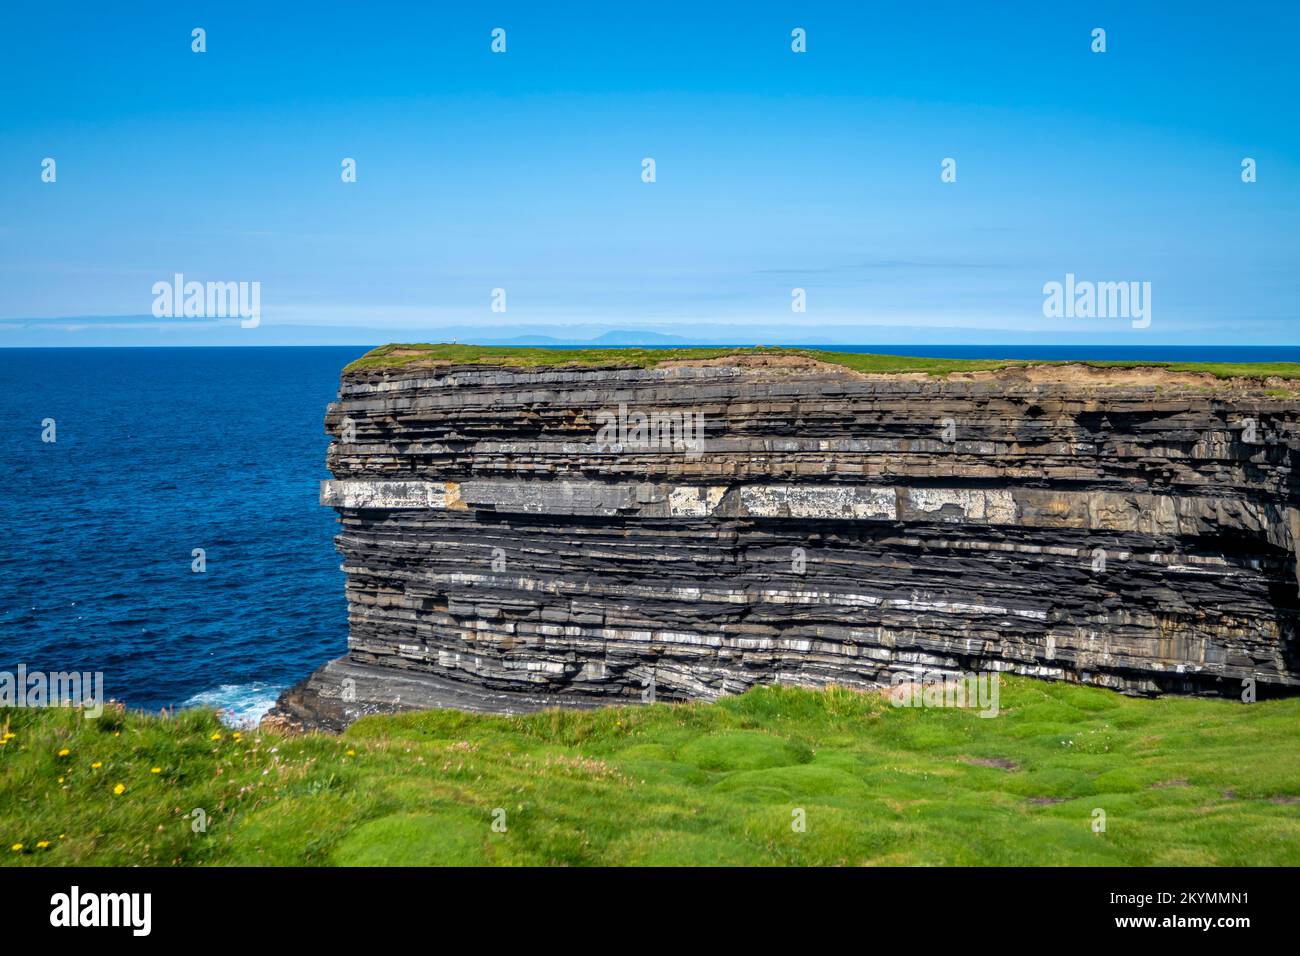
2,677,1297,866
346,343,1300,382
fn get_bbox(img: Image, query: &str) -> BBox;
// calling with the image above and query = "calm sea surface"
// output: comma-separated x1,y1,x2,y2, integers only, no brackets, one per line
4,344,1300,721
0,347,366,723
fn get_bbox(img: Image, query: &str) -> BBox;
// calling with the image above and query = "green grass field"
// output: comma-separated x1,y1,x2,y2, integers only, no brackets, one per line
344,343,1300,382
3,677,1297,866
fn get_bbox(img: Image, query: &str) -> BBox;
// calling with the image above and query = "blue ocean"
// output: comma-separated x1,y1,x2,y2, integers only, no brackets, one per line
5,344,1300,723
0,347,366,724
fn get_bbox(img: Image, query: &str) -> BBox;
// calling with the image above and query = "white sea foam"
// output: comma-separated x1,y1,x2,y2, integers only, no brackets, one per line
182,682,283,728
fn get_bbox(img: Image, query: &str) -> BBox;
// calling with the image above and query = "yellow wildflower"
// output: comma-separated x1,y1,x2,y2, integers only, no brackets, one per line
346,750,356,756
150,767,161,774
113,783,125,795
210,732,222,741
36,840,50,849
57,748,70,757
10,843,21,852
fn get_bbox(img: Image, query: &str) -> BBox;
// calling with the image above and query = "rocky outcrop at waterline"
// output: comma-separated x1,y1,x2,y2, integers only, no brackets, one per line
270,349,1300,729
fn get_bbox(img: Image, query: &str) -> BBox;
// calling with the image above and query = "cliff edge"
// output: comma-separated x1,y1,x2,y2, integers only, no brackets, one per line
270,346,1300,730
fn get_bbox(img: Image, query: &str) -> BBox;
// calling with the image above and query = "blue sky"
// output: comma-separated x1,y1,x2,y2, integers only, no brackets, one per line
1,1,1297,346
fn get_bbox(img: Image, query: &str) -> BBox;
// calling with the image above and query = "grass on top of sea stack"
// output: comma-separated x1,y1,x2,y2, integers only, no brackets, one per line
344,343,1300,382
344,343,1021,376
2,677,1298,866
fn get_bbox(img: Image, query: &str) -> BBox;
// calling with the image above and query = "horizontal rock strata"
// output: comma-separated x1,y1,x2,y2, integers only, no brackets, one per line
275,356,1300,726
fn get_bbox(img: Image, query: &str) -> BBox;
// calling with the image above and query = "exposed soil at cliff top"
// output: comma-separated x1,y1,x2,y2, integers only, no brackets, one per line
950,363,1277,390
662,353,1251,389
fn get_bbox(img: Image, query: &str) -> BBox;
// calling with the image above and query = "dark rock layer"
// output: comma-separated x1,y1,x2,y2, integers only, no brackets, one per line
272,356,1300,728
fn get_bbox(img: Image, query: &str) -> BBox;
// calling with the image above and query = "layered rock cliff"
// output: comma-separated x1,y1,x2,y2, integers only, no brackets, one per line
272,349,1300,728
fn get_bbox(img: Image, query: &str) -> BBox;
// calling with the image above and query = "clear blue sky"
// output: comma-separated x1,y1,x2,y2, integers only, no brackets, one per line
2,1,1297,346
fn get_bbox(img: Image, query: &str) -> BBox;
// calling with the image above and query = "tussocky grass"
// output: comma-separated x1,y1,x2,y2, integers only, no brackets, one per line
343,343,1300,383
2,676,1297,866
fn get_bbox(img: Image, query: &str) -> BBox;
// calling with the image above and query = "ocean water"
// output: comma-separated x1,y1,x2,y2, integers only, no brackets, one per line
0,347,367,723
3,343,1300,723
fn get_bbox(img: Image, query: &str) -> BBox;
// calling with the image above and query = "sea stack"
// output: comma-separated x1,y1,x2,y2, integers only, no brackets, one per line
271,348,1300,729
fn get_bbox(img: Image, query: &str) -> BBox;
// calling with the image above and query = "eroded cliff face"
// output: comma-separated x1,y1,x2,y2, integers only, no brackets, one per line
273,355,1300,727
